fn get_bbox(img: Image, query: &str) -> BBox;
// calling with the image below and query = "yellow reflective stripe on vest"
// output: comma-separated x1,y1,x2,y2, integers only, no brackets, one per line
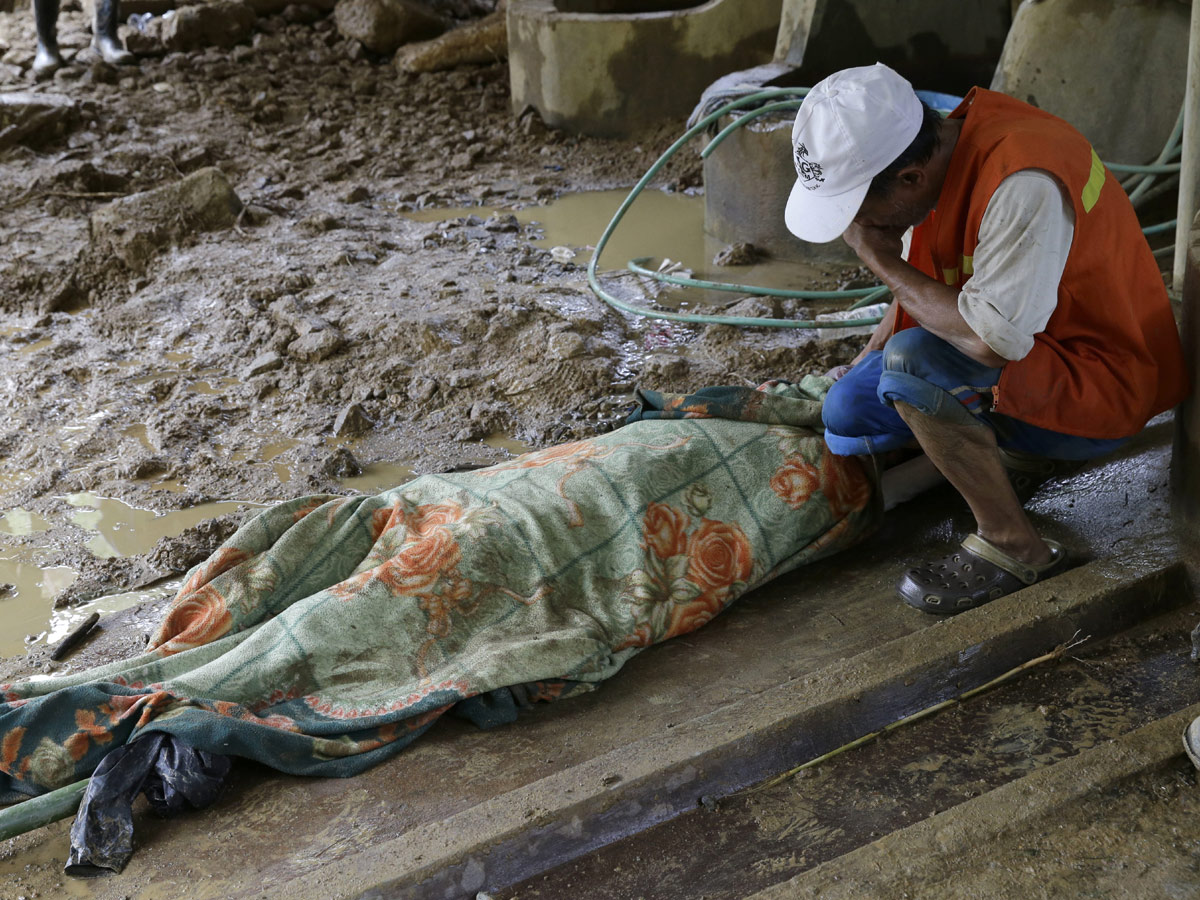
1082,147,1105,213
942,267,959,285
961,254,974,276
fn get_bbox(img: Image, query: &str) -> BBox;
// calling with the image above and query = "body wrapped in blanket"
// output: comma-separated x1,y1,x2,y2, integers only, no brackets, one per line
0,377,879,866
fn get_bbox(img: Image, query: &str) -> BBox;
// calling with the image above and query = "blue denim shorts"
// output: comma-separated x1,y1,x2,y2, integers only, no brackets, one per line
822,327,1129,460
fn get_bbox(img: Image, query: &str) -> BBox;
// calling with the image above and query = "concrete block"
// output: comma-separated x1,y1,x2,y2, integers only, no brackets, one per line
702,112,857,265
704,0,1010,266
507,0,780,138
991,0,1190,164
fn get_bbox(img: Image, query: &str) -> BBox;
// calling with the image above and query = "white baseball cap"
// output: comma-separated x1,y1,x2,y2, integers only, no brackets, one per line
784,63,924,243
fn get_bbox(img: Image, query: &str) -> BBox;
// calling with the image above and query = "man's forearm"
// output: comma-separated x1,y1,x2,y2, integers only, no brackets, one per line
860,248,1007,368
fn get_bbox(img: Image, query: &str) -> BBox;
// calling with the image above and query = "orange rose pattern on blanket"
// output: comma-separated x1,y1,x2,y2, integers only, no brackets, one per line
618,505,756,649
150,584,234,657
0,378,878,796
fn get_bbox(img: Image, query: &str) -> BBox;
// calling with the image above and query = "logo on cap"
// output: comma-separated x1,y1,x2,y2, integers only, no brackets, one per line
793,142,825,192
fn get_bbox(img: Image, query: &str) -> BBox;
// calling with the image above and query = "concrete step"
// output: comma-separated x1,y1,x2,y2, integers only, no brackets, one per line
748,705,1200,900
329,552,1193,899
497,600,1200,899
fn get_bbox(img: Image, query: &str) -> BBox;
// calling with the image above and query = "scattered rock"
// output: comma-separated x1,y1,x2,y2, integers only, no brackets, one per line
334,0,448,55
548,330,585,360
87,61,121,85
725,296,782,319
287,328,345,362
146,515,241,573
124,16,168,55
642,355,690,383
283,2,322,24
713,242,760,266
162,1,257,52
175,145,212,172
333,402,372,436
0,92,79,151
244,0,334,14
118,456,170,479
242,204,274,225
408,377,438,402
46,160,129,194
484,213,518,233
297,212,342,233
393,7,505,73
319,446,362,478
89,167,244,271
244,350,285,378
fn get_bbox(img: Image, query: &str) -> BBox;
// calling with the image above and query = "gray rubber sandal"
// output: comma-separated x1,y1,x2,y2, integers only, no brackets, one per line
897,533,1069,615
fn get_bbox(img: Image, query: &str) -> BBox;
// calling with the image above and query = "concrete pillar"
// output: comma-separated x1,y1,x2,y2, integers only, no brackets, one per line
1172,216,1200,529
991,0,1191,165
1171,4,1200,531
1174,0,1200,290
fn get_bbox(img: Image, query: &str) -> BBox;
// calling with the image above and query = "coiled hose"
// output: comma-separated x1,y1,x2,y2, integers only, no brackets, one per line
587,88,1183,328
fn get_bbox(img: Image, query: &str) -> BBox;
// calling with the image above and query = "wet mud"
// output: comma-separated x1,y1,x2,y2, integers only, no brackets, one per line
0,2,867,677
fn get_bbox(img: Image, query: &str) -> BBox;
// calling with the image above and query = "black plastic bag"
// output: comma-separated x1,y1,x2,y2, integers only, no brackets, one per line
65,733,232,876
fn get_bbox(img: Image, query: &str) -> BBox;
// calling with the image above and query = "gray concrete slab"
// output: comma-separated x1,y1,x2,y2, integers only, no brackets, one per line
0,417,1190,900
496,602,1200,898
747,702,1200,899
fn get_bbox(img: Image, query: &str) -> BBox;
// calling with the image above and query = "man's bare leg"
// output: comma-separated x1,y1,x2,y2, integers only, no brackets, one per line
893,399,1052,565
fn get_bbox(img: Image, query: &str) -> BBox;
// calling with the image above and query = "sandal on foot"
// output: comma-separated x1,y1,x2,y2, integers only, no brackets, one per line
897,533,1069,615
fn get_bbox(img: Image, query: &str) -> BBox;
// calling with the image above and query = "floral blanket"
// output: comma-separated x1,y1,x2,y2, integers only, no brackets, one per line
0,377,878,800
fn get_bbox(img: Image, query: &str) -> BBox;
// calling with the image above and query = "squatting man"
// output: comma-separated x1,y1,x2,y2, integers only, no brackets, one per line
783,63,1187,614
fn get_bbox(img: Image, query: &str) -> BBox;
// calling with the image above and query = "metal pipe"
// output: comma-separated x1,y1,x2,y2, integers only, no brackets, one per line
1173,0,1200,290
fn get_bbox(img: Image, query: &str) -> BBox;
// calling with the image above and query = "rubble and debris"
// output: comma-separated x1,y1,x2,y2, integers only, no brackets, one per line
88,167,244,270
0,91,79,149
334,0,448,54
161,1,257,51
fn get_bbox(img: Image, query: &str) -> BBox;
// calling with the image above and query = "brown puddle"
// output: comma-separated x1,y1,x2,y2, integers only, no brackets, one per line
62,493,262,559
404,188,836,304
0,493,268,657
0,820,93,898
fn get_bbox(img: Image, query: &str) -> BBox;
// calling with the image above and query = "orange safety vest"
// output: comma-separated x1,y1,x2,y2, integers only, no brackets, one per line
897,88,1188,439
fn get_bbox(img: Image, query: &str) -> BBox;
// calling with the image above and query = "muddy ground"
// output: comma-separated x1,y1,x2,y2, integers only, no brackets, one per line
0,1,865,679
